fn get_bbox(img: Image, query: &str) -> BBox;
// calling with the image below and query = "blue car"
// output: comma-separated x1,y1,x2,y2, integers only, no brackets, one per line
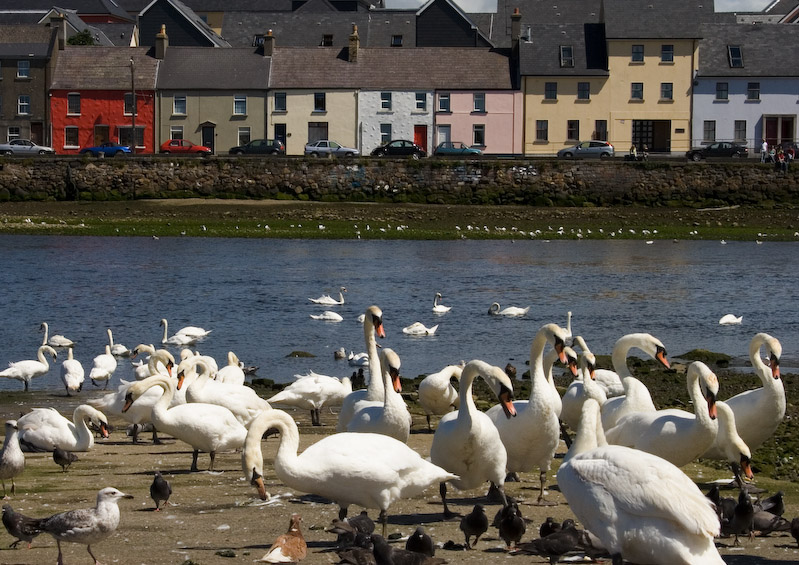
80,142,132,158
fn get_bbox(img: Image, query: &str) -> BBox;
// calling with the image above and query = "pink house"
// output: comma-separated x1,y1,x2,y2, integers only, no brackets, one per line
434,90,522,155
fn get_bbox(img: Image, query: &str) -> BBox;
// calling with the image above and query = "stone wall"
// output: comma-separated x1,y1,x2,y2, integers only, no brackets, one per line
0,157,797,208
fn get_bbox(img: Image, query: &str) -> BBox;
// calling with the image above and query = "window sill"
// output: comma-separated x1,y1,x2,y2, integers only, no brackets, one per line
272,110,287,115
745,99,761,103
629,99,645,103
542,99,558,103
311,111,327,115
713,99,729,103
437,110,452,114
63,145,79,150
377,110,393,114
629,61,645,65
658,99,674,103
171,113,187,118
575,99,591,103
471,111,487,115
232,113,248,117
659,61,675,65
533,140,549,144
15,77,31,81
67,113,81,117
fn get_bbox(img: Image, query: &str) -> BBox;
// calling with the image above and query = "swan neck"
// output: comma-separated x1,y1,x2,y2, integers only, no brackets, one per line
457,368,478,424
107,329,114,346
611,334,649,379
565,401,602,461
41,322,48,345
749,334,774,385
365,320,383,398
73,406,94,447
245,411,299,479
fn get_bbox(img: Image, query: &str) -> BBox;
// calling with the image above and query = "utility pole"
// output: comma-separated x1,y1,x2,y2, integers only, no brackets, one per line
130,57,136,155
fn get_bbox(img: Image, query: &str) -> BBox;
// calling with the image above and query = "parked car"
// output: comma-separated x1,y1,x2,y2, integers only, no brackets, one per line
159,139,212,155
79,142,131,157
228,139,285,155
557,141,615,159
685,142,748,161
0,139,55,156
304,140,359,158
433,141,482,157
371,139,426,159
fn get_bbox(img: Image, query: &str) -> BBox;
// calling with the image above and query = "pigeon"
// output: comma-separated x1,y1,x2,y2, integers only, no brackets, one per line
53,446,78,472
722,489,755,546
149,471,172,511
517,518,581,564
791,517,799,548
497,502,526,549
348,510,376,536
539,516,561,539
371,534,446,565
707,485,736,524
0,420,25,496
2,504,42,548
327,511,375,548
405,526,435,557
260,513,307,563
752,509,791,536
755,491,785,517
336,545,377,565
459,504,488,549
38,487,132,565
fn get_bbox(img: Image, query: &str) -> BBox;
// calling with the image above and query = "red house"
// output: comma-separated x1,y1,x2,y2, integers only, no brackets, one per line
50,46,158,154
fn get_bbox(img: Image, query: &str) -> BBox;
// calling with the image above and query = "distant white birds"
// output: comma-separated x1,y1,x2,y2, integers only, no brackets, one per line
309,286,346,305
269,371,352,426
160,318,197,345
432,292,451,314
0,420,25,496
0,345,58,391
17,405,109,452
89,345,117,389
40,322,74,348
347,351,369,366
60,348,85,396
106,329,130,357
402,322,438,336
310,311,344,322
488,302,530,317
38,487,133,565
719,314,743,325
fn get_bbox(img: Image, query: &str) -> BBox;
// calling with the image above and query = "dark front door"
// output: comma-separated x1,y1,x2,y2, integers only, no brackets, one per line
202,126,215,154
30,122,43,145
414,125,427,152
274,123,287,146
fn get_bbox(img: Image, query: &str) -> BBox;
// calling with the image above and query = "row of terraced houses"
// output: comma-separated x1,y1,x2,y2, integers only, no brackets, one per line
1,0,799,157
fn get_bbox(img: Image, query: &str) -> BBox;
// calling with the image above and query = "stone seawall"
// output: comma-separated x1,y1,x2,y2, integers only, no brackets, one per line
0,157,797,208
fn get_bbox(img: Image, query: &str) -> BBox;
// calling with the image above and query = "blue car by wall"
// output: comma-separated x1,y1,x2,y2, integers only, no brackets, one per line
79,142,132,157
433,141,483,157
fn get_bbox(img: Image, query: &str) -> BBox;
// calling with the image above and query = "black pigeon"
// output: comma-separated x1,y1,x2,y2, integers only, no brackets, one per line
752,510,791,535
336,544,377,565
459,504,488,549
722,489,755,545
755,490,785,517
371,534,446,565
327,518,371,549
517,518,580,564
539,516,561,539
2,504,43,549
497,502,526,549
348,510,376,536
405,526,435,557
707,485,736,524
791,517,799,548
149,471,172,511
53,446,78,472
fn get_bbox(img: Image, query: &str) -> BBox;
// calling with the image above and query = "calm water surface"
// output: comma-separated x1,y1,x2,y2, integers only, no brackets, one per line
0,235,797,392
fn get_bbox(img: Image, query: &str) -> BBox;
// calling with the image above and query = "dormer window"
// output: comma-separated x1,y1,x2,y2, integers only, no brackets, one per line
728,45,743,68
321,34,333,46
560,45,574,68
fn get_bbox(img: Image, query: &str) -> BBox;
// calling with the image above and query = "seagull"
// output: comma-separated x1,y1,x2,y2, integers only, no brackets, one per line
259,513,307,563
460,504,488,549
2,504,42,548
0,420,25,496
53,446,78,472
38,487,133,565
149,471,172,511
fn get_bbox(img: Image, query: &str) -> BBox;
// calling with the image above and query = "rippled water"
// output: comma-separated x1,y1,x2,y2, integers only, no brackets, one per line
0,235,796,392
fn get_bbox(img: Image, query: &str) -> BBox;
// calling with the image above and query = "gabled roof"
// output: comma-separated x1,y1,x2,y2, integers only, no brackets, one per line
157,46,270,89
0,24,55,57
40,8,117,46
294,0,341,13
415,0,494,47
270,46,514,90
92,21,138,45
139,0,229,47
51,46,158,89
519,23,608,76
697,22,799,77
603,0,731,39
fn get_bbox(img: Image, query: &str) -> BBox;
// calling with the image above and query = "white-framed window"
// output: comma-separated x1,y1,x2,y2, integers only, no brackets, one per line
473,124,485,146
560,45,574,68
67,93,81,115
16,60,30,78
545,82,557,100
380,123,391,144
380,92,392,110
703,120,716,142
173,94,186,115
313,92,326,112
233,95,247,115
118,126,145,148
660,82,673,100
536,120,548,141
661,44,674,63
415,92,426,111
64,126,79,148
473,93,485,113
124,92,136,115
438,93,450,112
7,126,20,142
728,45,743,68
238,126,250,146
577,82,590,100
734,120,746,142
715,82,728,100
170,125,183,140
747,82,760,101
274,92,286,112
631,83,644,100
567,119,580,140
631,44,644,62
17,95,30,115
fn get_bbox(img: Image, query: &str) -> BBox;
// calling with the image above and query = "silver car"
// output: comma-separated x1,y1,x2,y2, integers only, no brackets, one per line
557,141,614,159
0,139,55,155
304,140,359,158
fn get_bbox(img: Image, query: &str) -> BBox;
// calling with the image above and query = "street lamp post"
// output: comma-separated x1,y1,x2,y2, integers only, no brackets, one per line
130,57,136,155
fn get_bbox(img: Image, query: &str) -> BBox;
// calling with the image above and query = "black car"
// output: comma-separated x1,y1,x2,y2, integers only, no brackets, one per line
685,142,748,161
228,139,285,155
371,139,426,159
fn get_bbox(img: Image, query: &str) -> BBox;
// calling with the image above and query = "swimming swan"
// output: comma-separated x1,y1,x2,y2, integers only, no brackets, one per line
309,286,346,305
719,314,743,325
17,405,109,452
488,303,530,317
432,292,451,314
160,319,197,346
106,329,130,357
40,322,74,348
402,322,439,336
310,311,344,322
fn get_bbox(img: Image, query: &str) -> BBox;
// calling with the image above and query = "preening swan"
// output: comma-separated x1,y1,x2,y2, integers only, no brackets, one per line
160,319,197,346
702,400,754,483
123,374,247,471
557,398,724,565
61,348,84,396
17,405,109,452
89,345,117,389
719,314,743,325
106,329,130,357
432,292,451,314
269,371,352,426
417,364,462,431
605,361,719,467
242,409,457,536
402,322,438,336
309,286,346,305
486,323,569,503
347,351,369,366
310,311,344,322
431,359,517,517
40,322,74,348
488,302,530,317
0,345,58,391
215,351,245,386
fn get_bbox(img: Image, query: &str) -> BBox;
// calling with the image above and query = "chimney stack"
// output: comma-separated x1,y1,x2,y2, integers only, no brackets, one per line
348,24,360,62
511,8,521,47
50,13,66,50
155,24,168,59
263,29,275,57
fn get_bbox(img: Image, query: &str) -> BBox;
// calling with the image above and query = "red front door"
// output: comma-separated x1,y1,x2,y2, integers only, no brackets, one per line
414,125,427,152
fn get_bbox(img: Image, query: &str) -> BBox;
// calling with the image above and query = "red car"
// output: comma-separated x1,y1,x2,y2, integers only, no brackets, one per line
159,139,212,155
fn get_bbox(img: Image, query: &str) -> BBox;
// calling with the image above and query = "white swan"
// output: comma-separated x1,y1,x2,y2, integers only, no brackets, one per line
719,314,743,325
488,302,530,317
545,343,578,419
242,408,457,536
401,322,439,336
417,364,462,431
17,405,109,452
106,329,130,357
557,398,724,565
123,374,247,471
600,333,671,431
561,342,607,433
702,400,754,482
177,357,270,427
269,371,352,426
309,286,346,305
40,322,74,348
174,323,211,338
347,351,369,366
702,332,783,458
605,361,719,467
89,345,117,389
0,345,58,391
347,349,411,442
61,348,84,396
130,346,174,380
431,359,517,517
89,379,164,444
337,306,386,432
432,292,451,314
215,351,245,385
486,323,569,503
160,319,197,345
310,311,344,322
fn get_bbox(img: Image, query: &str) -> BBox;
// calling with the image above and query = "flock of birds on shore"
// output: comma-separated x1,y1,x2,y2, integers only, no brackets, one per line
0,291,797,564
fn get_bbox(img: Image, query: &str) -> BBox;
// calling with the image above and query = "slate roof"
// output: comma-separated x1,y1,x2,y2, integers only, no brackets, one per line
270,46,514,89
603,0,733,39
156,46,270,88
51,46,158,89
92,22,137,45
139,0,230,47
519,22,608,76
0,0,133,21
42,8,117,46
697,22,799,77
0,24,55,57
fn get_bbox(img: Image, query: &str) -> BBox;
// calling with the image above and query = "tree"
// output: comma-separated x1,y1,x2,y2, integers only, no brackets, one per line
67,30,95,46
